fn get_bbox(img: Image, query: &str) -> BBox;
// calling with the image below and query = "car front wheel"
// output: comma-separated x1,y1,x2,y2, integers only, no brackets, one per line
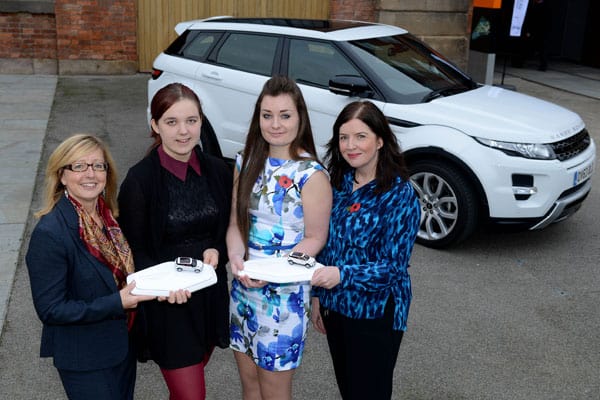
409,160,479,248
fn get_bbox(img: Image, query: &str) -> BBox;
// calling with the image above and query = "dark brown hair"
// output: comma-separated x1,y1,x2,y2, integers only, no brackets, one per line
148,83,203,153
325,100,409,193
235,76,318,252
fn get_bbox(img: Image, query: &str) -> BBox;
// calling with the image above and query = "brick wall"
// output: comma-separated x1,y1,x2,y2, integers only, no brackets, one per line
54,0,137,74
330,0,377,21
0,12,57,73
0,0,138,74
0,12,56,59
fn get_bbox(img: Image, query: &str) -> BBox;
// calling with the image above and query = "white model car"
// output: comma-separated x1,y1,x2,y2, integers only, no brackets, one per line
287,252,317,269
174,257,203,273
148,17,596,248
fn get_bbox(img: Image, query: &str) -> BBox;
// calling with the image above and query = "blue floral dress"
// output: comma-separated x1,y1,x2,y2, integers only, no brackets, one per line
229,154,326,371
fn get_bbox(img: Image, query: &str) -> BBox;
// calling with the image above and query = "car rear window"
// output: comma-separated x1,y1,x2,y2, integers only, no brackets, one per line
165,30,222,61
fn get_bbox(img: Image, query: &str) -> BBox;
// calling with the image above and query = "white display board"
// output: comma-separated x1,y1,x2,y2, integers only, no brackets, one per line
239,257,323,283
127,261,217,296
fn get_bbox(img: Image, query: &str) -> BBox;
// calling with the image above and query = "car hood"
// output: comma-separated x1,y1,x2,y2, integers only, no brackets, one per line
397,85,584,143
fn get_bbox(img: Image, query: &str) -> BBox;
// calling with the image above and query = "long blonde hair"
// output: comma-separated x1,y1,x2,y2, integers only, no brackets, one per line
35,134,119,218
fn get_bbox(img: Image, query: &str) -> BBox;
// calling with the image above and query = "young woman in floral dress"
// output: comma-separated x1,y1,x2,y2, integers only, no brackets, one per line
227,76,332,400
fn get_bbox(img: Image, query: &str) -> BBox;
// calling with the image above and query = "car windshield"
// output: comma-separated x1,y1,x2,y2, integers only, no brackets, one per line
347,34,476,104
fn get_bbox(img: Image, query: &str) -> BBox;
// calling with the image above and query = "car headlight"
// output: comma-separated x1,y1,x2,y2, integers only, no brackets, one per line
475,137,556,160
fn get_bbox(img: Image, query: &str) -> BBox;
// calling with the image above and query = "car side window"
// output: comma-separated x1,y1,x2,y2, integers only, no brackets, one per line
215,33,279,75
288,39,361,87
165,31,221,61
182,32,220,60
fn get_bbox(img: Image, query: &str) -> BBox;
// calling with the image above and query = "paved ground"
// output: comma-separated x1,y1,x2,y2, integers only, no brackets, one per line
0,61,598,399
0,75,56,335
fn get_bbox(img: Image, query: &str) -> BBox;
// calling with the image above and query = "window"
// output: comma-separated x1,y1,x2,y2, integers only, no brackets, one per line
347,34,474,103
216,33,279,75
288,39,361,87
166,31,221,61
182,32,220,60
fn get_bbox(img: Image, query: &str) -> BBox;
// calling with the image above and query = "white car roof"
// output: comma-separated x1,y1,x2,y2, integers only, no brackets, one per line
174,16,407,41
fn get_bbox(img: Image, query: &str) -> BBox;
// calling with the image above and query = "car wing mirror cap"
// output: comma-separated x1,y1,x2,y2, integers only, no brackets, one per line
329,75,372,98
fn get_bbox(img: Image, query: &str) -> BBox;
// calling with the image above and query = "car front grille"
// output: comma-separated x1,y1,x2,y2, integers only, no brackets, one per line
551,128,591,161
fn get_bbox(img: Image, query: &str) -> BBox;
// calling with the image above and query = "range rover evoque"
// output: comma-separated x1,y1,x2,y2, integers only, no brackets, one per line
149,16,596,248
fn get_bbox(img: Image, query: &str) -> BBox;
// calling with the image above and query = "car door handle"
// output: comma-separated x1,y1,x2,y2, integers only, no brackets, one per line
201,71,222,81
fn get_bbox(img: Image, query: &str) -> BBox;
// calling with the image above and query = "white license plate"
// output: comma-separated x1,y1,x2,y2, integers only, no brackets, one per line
573,161,594,186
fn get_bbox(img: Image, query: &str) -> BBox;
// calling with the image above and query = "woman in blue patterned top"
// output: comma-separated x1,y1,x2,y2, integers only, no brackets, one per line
311,101,420,400
227,76,332,400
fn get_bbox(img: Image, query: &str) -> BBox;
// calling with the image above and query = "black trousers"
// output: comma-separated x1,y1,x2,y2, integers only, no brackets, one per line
322,298,403,400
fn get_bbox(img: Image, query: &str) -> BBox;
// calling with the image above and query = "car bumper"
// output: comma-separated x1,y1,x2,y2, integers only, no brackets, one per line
489,178,591,229
471,138,596,223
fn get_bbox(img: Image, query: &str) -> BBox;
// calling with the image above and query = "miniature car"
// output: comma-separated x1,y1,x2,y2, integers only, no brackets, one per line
287,252,316,268
174,257,203,273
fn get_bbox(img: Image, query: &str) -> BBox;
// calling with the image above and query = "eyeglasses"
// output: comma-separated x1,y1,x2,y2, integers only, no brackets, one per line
63,162,108,172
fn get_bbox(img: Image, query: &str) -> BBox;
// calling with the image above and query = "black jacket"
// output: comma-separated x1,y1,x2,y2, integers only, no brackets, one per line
117,146,232,368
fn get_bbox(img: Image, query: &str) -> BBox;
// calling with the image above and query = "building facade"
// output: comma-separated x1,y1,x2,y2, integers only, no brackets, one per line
1,0,597,75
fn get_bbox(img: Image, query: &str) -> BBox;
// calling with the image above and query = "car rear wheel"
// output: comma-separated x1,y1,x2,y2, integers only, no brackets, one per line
409,160,479,248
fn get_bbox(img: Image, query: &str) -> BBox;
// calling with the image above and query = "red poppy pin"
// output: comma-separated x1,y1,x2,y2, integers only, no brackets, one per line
278,175,293,189
347,203,361,213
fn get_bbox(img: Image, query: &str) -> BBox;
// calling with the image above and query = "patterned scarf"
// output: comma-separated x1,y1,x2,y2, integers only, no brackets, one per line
68,193,135,286
67,193,136,327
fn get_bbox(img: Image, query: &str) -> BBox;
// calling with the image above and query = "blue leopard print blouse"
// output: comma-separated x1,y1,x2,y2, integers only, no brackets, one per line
315,171,420,331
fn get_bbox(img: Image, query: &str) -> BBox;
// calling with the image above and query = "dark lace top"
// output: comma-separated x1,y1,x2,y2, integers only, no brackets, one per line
163,167,218,260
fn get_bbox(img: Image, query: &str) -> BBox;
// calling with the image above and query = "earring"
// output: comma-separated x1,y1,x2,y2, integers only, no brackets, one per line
64,188,69,198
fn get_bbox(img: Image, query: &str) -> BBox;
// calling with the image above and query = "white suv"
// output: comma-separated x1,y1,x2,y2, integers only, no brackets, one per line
148,17,596,248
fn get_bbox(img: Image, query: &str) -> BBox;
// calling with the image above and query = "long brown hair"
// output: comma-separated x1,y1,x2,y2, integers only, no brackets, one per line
235,76,318,251
325,101,409,193
36,134,119,218
148,83,203,154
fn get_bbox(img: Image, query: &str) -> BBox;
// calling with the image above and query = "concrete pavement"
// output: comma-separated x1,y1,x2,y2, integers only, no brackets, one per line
1,62,598,336
0,75,57,335
0,61,599,399
502,60,600,100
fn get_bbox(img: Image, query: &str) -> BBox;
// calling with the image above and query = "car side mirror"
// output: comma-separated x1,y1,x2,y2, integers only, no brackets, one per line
328,75,372,98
